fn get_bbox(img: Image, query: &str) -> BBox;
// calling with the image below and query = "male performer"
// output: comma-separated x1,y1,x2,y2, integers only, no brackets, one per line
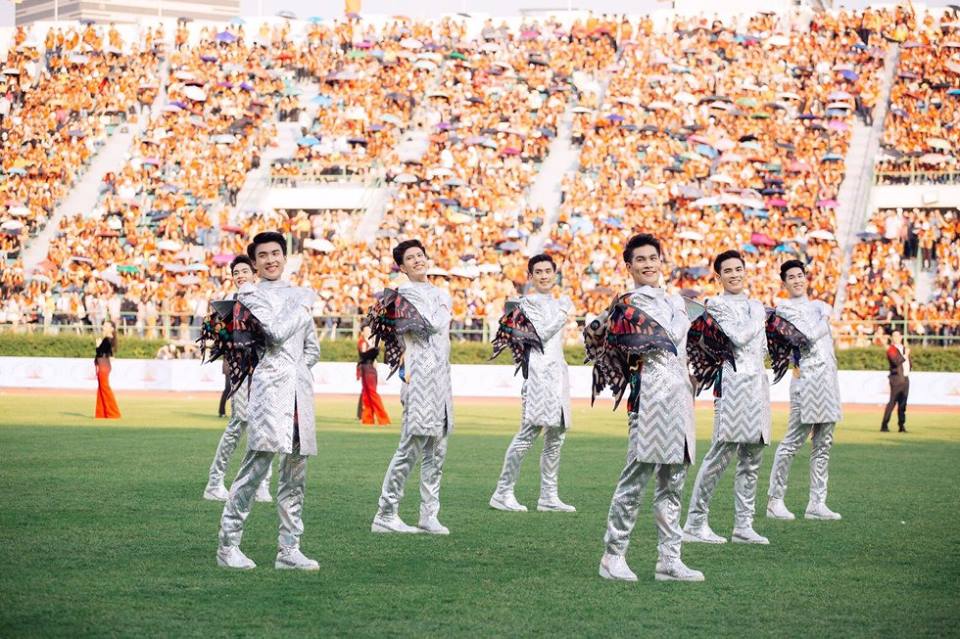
371,239,454,535
683,250,770,545
203,255,272,503
216,232,321,570
489,254,575,513
767,259,843,521
881,330,909,433
599,233,703,582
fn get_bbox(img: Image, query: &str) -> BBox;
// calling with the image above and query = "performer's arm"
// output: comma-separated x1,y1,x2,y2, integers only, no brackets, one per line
520,296,571,343
707,298,763,347
425,289,452,334
238,285,305,344
777,302,830,342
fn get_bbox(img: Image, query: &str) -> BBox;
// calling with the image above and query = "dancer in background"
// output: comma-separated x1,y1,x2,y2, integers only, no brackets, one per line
357,322,391,426
767,259,843,522
203,255,272,503
489,254,576,513
94,320,121,419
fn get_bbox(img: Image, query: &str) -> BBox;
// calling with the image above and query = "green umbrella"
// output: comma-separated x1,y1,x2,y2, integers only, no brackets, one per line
447,51,467,60
750,112,770,119
348,49,367,59
117,265,139,274
736,97,757,107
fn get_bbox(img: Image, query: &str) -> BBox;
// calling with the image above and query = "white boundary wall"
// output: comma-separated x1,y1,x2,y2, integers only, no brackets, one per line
2,357,959,406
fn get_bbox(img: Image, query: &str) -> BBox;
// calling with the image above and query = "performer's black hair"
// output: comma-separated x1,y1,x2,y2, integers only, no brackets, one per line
246,231,287,260
713,249,745,274
527,253,556,273
230,254,254,272
392,239,427,266
779,259,806,281
623,233,661,263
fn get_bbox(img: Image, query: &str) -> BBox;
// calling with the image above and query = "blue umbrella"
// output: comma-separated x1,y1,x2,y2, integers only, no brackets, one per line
840,69,858,81
745,208,769,219
230,17,245,25
774,243,798,254
215,31,238,43
948,89,960,97
311,94,333,107
741,243,759,254
602,217,624,228
857,231,882,242
7,167,26,175
822,153,843,162
696,143,718,159
606,114,625,122
309,16,323,24
498,241,523,252
297,135,320,147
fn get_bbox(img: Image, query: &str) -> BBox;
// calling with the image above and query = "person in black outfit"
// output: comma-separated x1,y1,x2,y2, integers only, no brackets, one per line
881,331,909,433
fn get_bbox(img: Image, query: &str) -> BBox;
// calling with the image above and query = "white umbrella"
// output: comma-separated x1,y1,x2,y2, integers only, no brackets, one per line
400,37,423,50
478,263,502,274
673,91,697,105
450,265,480,278
807,229,835,241
157,240,182,251
184,86,207,102
677,230,705,241
767,34,790,47
426,266,449,277
1,219,23,230
304,238,335,253
393,173,419,184
707,174,735,185
187,263,210,271
928,137,953,151
7,206,30,216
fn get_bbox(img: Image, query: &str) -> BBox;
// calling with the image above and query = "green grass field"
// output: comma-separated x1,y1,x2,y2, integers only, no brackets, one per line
1,392,958,638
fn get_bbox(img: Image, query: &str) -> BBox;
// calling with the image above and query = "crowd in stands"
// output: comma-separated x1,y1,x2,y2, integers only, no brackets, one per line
1,8,959,347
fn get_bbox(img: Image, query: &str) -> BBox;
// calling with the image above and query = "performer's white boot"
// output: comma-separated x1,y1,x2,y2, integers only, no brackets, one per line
804,501,842,520
731,526,770,545
766,498,796,520
217,545,256,569
254,483,272,503
537,497,576,513
203,483,229,502
275,546,319,570
682,521,727,544
655,559,705,582
489,492,527,512
599,553,638,582
418,516,450,535
371,514,420,534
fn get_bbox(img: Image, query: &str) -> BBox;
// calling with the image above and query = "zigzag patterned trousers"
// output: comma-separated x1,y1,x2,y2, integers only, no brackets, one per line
219,444,307,549
377,432,449,521
493,423,566,500
686,440,764,530
768,402,835,505
206,415,271,492
603,460,687,562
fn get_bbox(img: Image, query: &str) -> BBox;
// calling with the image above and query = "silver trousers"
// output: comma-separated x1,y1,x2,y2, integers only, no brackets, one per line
218,444,307,548
686,440,764,529
603,460,687,562
494,424,566,500
207,417,271,491
768,402,835,504
377,432,448,520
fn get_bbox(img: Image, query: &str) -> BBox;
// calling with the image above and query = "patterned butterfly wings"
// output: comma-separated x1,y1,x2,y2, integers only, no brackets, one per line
490,304,544,379
687,311,737,398
197,300,266,397
584,294,678,412
766,309,810,384
365,289,432,379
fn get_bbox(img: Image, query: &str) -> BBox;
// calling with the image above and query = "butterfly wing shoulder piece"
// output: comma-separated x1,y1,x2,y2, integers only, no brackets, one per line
490,304,544,379
365,289,431,379
686,311,736,397
765,308,811,384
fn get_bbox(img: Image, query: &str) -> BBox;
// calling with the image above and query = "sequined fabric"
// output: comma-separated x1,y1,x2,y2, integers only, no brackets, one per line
494,423,567,500
686,440,764,529
622,287,695,465
768,404,836,504
396,282,454,437
376,433,448,520
775,297,843,424
707,294,772,445
206,380,271,491
238,279,321,456
519,294,573,429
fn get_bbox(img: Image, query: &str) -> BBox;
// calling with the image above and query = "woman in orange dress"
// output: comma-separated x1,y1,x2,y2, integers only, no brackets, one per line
94,322,121,419
357,325,390,426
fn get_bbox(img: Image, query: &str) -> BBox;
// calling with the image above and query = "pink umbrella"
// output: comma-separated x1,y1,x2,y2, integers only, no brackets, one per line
787,161,811,172
501,147,521,156
213,253,235,265
768,197,789,207
816,199,839,208
750,232,777,247
521,29,539,40
828,120,849,131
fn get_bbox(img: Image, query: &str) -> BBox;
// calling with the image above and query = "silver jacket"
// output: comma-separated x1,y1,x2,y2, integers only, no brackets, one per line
398,281,454,437
706,293,771,444
625,286,696,465
775,296,843,424
238,279,321,456
519,293,573,429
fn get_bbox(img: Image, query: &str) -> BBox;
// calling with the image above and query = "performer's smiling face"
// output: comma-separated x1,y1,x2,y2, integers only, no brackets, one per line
530,261,556,294
400,246,428,281
232,263,255,287
253,241,286,281
717,257,746,294
783,266,807,298
627,244,661,287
